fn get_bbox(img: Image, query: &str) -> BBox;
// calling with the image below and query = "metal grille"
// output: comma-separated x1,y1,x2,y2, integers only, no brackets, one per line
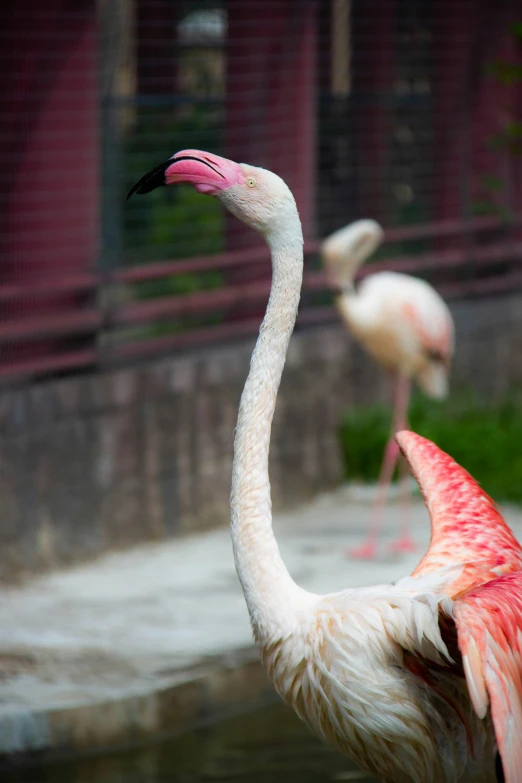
1,0,521,384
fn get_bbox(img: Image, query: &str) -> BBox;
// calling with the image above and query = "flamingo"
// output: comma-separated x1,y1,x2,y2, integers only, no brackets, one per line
128,151,521,783
321,220,455,559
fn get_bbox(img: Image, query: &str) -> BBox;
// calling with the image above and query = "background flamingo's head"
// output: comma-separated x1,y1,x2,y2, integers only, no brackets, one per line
321,219,384,290
127,149,300,241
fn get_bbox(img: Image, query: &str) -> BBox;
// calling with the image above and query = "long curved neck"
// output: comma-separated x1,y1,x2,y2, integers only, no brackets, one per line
335,288,361,331
230,223,310,641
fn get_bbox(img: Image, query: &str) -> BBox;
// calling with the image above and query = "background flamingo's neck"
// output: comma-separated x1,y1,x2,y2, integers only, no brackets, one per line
230,229,311,641
336,291,370,335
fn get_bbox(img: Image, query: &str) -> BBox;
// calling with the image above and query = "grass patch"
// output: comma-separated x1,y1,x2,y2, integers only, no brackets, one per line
339,392,522,504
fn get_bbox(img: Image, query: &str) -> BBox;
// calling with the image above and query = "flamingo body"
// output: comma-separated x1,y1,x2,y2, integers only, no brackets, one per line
263,578,496,782
262,431,522,782
321,220,456,556
128,153,521,782
338,270,454,398
321,220,455,398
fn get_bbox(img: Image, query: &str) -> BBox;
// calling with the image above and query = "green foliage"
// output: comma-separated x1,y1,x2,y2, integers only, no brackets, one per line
470,198,498,217
509,21,522,39
137,269,223,301
489,120,522,156
486,59,522,86
339,392,522,503
478,21,522,217
481,173,503,193
382,198,431,259
123,107,224,265
120,105,226,335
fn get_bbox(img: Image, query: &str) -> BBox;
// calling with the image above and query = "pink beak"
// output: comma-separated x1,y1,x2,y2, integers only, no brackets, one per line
127,149,244,200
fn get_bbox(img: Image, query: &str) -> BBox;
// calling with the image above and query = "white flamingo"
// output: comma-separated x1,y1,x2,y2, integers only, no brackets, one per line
129,151,521,783
321,220,455,558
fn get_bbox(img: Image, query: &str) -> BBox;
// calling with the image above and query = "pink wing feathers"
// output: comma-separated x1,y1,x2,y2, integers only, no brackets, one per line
454,572,522,783
397,431,522,780
401,298,453,365
396,431,522,597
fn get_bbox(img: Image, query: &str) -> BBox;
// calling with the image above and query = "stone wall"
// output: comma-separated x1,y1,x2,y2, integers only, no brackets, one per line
1,291,522,582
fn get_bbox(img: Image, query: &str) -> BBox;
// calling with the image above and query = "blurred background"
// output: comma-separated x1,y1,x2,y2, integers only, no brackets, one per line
1,0,522,585
2,0,522,580
1,2,522,780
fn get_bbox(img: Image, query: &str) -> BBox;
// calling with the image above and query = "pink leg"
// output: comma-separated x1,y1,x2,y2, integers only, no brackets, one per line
388,380,417,554
388,455,417,553
347,437,400,558
347,374,412,560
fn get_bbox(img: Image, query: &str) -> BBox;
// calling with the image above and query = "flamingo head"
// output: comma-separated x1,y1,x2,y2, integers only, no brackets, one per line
320,219,384,291
127,149,300,241
321,220,383,266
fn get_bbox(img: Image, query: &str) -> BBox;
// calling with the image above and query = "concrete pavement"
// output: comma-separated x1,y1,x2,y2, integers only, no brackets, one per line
1,485,521,762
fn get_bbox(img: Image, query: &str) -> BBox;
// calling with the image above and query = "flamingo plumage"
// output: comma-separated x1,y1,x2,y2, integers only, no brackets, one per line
321,219,456,558
129,152,521,783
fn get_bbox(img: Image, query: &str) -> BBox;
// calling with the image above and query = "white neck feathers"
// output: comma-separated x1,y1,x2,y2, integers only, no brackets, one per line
229,219,312,641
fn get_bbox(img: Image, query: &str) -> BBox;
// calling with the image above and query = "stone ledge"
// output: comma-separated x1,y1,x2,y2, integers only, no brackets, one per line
0,647,275,769
2,491,521,773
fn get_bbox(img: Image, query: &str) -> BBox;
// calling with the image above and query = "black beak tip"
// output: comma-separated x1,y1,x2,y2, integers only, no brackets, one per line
126,159,173,201
126,181,143,201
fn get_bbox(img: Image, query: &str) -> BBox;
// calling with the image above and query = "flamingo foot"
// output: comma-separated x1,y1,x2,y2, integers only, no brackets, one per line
346,542,378,559
388,536,417,554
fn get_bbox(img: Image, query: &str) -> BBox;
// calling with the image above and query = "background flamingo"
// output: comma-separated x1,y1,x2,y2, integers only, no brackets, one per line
129,151,521,783
321,220,455,558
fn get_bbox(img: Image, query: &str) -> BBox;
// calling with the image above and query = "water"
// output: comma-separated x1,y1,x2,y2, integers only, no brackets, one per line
3,704,378,783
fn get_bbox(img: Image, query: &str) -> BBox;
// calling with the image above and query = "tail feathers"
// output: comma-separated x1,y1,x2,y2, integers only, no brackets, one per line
455,572,522,783
396,431,522,596
416,361,449,400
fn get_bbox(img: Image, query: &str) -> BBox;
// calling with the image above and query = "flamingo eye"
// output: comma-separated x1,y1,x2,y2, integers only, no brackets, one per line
246,177,256,188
